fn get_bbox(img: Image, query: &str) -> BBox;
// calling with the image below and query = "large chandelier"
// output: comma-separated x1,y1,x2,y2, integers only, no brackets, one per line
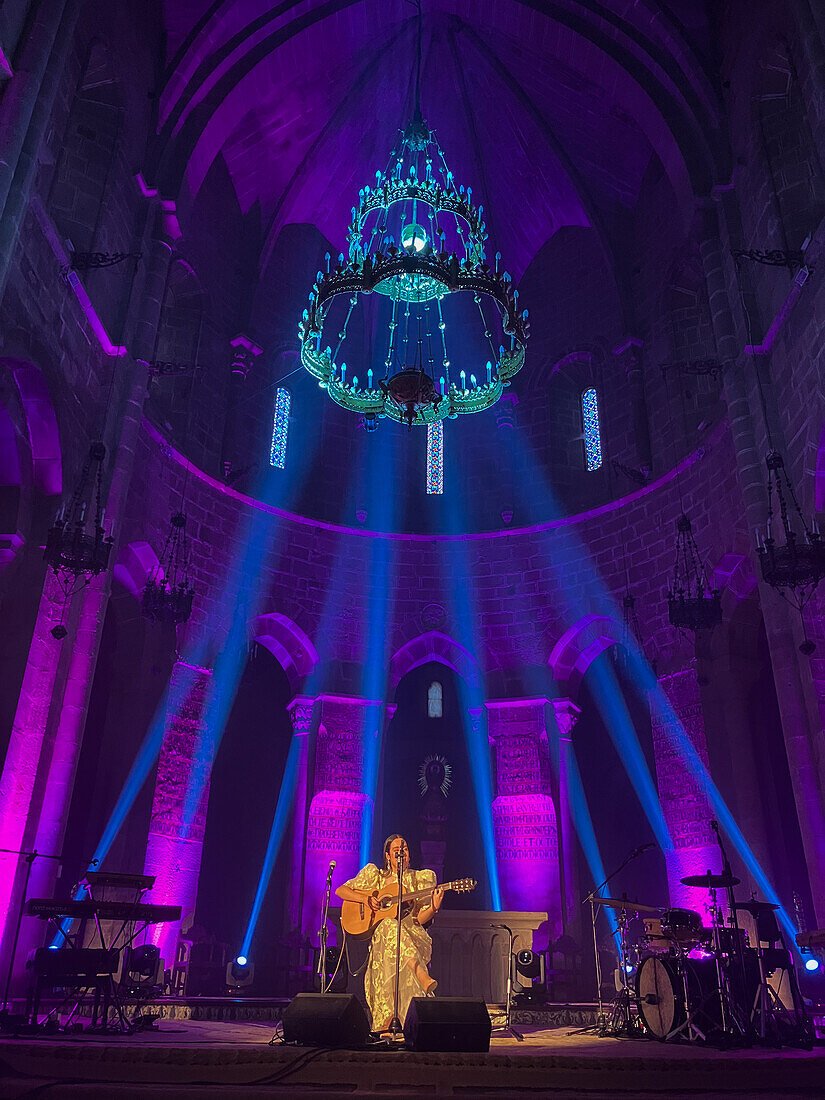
142,511,195,625
297,109,529,428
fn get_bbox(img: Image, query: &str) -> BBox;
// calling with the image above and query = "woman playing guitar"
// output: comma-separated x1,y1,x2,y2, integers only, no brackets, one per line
336,835,444,1033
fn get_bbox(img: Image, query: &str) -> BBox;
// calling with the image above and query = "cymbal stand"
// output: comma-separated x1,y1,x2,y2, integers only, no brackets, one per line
708,886,748,1043
604,907,638,1037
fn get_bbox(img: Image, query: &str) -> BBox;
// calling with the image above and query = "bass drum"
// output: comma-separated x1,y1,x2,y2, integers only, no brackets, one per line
635,954,721,1040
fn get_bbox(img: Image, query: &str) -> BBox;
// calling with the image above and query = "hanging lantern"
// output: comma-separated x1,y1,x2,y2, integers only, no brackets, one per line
667,513,722,632
44,441,114,587
142,512,195,625
756,451,825,653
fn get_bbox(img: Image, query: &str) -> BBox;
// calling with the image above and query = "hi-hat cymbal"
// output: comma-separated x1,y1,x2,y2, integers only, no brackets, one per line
734,899,779,913
593,896,662,914
680,872,741,888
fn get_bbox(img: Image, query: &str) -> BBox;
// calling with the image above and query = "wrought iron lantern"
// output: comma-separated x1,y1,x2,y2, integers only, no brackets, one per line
667,513,722,632
756,451,825,653
141,511,195,625
44,442,114,589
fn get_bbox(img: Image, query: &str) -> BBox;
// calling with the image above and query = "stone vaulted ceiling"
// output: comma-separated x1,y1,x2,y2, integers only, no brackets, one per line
155,1,722,279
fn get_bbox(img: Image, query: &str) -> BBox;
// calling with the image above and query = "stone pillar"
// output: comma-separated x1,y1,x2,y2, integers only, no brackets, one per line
0,0,77,303
221,334,262,481
700,203,825,920
552,699,582,933
650,663,717,910
302,694,374,938
612,337,652,474
285,695,314,933
0,223,174,970
488,698,562,934
142,662,213,962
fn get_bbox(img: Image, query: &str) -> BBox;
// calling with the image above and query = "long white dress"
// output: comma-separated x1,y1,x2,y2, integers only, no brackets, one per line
344,862,436,1030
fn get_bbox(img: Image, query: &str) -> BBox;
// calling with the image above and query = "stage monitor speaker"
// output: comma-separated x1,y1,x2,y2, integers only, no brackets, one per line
403,997,491,1052
282,993,370,1048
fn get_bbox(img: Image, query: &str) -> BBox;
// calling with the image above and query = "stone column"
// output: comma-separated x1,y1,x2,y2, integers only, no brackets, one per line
700,203,825,920
285,695,314,933
0,0,77,303
302,694,374,938
220,334,262,481
650,663,717,910
612,337,652,474
488,698,562,934
142,661,213,962
552,699,582,933
0,227,174,970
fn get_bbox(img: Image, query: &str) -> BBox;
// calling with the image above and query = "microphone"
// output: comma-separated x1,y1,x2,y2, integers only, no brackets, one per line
326,860,336,877
635,842,656,854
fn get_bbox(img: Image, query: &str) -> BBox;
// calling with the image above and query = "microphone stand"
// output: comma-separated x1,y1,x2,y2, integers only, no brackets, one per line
490,924,523,1041
387,852,405,1037
575,845,651,1037
317,862,335,994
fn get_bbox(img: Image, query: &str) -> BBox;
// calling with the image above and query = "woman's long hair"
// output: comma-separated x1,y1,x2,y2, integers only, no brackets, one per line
381,834,405,875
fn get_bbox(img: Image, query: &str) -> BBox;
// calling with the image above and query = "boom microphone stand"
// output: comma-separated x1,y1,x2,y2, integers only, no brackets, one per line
490,924,524,1041
387,850,405,1037
574,843,654,1037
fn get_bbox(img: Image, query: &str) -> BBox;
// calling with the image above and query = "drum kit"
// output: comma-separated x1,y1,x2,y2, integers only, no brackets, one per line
592,870,812,1047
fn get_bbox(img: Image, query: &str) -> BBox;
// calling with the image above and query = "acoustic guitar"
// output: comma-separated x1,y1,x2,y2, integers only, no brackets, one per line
340,877,477,937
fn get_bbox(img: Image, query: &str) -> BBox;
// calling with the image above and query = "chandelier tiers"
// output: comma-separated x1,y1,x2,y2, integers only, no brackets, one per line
298,112,529,428
141,511,195,625
44,441,114,594
667,512,722,632
755,451,825,653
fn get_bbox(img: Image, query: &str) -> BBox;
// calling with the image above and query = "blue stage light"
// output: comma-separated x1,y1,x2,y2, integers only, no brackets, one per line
236,955,247,967
805,957,820,972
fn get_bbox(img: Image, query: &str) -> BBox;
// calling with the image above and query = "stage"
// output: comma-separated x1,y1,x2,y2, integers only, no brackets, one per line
0,1008,822,1099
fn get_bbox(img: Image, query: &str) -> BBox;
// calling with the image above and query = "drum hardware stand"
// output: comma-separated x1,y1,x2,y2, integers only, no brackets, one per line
710,824,751,1044
490,924,523,1041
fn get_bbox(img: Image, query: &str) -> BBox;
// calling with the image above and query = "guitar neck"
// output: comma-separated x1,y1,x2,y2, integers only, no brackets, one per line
398,881,458,904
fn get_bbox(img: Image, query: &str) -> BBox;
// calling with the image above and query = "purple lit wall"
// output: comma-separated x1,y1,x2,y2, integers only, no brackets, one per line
143,662,213,961
489,700,562,934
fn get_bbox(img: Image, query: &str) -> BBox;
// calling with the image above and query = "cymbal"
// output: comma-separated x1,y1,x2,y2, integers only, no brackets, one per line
734,899,779,913
593,896,662,914
680,873,741,888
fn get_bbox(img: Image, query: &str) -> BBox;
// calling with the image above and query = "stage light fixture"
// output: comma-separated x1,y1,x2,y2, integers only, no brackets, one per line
805,957,820,972
511,949,546,1001
226,955,254,989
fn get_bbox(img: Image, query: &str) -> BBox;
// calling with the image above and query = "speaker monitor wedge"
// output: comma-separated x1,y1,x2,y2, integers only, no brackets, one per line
282,992,371,1048
403,996,492,1052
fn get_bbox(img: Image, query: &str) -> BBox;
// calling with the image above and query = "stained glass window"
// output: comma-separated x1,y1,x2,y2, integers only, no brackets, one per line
427,421,443,494
582,387,602,471
270,387,291,468
428,681,443,718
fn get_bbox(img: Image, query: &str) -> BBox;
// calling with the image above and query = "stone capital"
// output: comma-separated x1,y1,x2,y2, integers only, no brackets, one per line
229,334,263,379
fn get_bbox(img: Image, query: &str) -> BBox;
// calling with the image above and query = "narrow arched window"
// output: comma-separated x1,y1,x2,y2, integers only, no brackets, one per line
581,387,602,471
427,681,443,718
270,387,291,468
427,421,443,494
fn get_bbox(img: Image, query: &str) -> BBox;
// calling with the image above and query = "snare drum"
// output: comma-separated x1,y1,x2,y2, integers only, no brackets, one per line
661,908,703,947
